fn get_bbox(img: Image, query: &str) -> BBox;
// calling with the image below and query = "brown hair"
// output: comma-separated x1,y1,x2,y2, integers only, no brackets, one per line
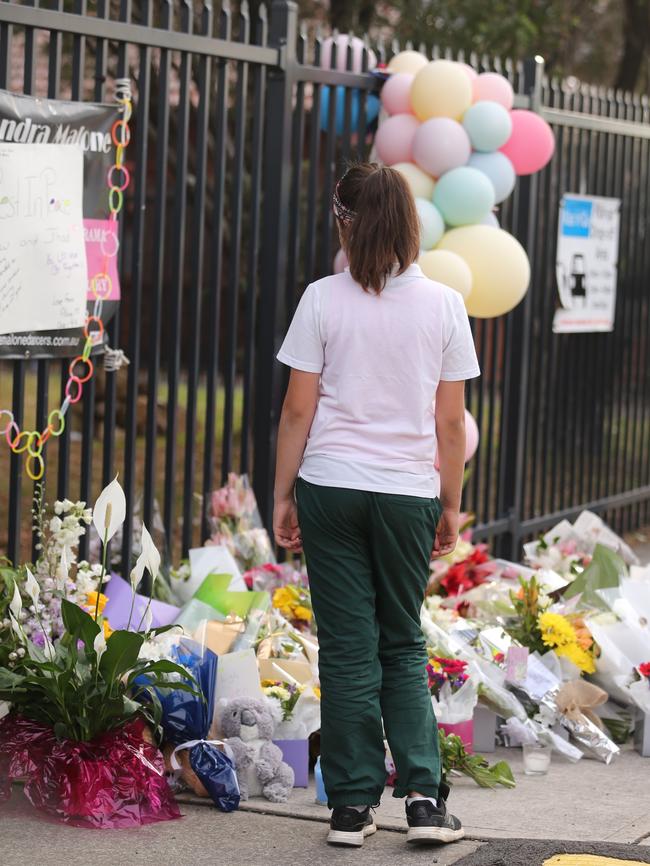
335,163,420,294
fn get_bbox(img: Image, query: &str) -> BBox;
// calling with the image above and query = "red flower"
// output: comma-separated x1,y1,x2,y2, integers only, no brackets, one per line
638,662,650,679
434,657,467,675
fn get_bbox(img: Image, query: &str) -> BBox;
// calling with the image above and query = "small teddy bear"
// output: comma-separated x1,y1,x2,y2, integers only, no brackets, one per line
217,696,294,803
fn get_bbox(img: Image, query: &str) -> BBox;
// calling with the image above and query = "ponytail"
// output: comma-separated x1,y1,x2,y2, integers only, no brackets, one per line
335,163,420,294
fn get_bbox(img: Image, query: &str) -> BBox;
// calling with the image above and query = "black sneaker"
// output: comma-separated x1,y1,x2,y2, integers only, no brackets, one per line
406,784,464,844
327,806,377,847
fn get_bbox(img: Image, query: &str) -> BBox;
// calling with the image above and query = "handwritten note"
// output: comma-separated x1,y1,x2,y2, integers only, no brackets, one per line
0,143,87,335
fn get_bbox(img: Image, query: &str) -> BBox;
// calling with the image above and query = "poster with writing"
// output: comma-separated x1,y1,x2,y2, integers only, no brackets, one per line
0,143,87,335
554,194,621,333
0,89,120,357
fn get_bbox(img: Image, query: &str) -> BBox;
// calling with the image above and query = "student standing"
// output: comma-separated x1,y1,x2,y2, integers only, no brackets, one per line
273,163,480,847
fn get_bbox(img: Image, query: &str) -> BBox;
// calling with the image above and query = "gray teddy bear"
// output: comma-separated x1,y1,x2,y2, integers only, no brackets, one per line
217,696,295,803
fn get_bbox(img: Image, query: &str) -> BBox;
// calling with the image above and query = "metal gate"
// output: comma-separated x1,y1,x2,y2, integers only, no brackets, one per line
0,0,648,569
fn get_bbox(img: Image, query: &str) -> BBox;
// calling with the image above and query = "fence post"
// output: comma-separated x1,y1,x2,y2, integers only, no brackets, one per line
498,56,544,559
253,0,297,528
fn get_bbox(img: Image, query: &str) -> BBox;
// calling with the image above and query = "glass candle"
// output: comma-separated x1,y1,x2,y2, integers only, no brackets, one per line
522,743,551,776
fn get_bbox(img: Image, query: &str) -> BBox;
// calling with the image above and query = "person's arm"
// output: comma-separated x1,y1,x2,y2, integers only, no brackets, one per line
433,379,466,557
273,369,320,550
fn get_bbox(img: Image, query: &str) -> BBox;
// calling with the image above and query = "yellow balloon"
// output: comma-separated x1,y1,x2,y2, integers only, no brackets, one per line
418,250,472,299
437,225,530,318
387,50,428,75
392,162,435,200
411,60,473,121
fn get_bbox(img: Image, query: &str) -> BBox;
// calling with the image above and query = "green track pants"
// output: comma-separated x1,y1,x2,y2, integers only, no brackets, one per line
295,477,442,808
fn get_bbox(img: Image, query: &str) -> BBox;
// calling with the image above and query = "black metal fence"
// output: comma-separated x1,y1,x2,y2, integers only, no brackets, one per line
0,0,648,568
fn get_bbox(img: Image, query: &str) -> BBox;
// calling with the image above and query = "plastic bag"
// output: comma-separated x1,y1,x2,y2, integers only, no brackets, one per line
0,714,180,828
153,638,240,812
431,678,478,724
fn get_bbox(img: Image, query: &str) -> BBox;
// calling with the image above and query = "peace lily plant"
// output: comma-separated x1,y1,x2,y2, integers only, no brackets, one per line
0,477,195,743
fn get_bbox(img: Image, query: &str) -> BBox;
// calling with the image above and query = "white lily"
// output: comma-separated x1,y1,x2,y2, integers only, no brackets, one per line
92,476,126,543
55,546,69,592
130,523,160,591
142,605,153,634
24,568,40,608
130,559,145,592
42,635,55,661
9,614,24,642
93,630,107,663
9,582,22,620
140,524,160,585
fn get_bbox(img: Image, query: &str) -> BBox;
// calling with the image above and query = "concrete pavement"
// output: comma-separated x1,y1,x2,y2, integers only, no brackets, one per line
235,746,650,844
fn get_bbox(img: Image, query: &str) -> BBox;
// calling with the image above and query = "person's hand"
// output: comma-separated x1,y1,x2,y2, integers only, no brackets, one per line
273,498,302,551
432,508,459,559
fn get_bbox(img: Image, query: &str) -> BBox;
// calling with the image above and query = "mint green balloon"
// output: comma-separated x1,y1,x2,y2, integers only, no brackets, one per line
433,166,495,227
415,198,445,251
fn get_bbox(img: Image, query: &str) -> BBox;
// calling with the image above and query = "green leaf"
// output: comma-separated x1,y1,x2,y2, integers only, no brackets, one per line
53,721,70,741
61,598,101,648
0,668,25,689
565,543,625,606
99,629,145,683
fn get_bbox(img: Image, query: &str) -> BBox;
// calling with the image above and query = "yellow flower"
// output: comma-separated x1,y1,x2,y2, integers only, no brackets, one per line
272,587,295,616
294,605,312,622
556,642,596,674
102,619,113,639
313,686,321,700
538,612,576,648
85,591,108,615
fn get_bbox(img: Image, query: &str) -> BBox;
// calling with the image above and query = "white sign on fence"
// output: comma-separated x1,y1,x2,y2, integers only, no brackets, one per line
553,193,621,334
0,143,87,336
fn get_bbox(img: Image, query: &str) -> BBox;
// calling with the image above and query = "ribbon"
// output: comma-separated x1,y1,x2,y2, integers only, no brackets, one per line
170,738,236,772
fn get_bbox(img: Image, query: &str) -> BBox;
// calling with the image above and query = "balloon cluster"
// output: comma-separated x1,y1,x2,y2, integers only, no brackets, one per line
375,51,555,318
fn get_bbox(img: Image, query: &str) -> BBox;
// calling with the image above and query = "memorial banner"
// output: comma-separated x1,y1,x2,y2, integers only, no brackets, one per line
0,90,121,357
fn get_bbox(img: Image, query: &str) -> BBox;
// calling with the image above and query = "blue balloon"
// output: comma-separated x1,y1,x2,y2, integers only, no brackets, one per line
463,100,512,152
433,166,495,227
468,151,516,204
320,86,380,136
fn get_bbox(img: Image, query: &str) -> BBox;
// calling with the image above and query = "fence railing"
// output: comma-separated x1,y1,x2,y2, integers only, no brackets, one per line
0,0,648,570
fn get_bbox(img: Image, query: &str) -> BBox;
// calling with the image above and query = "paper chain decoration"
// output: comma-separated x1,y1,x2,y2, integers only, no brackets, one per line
0,79,133,482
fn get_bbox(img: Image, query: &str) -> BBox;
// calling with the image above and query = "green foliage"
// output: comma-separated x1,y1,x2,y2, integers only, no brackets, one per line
439,729,516,788
0,600,197,743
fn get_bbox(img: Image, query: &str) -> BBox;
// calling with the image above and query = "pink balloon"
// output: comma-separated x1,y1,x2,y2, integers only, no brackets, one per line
320,35,377,73
334,248,348,274
375,113,421,165
500,110,555,175
459,62,478,82
433,409,479,469
381,72,414,115
412,118,471,179
472,72,514,110
464,409,479,461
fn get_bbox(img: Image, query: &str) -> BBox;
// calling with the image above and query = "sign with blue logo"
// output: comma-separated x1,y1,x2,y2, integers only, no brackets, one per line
554,194,620,333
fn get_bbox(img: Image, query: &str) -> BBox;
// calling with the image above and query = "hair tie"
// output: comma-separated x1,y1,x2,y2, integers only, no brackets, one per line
332,180,356,224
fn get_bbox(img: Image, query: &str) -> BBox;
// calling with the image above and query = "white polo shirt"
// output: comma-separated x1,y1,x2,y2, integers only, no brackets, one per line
277,264,480,497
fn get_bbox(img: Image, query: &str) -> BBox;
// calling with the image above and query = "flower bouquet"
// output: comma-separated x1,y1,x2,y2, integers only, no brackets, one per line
428,656,478,750
0,479,197,828
206,473,275,571
272,584,313,631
